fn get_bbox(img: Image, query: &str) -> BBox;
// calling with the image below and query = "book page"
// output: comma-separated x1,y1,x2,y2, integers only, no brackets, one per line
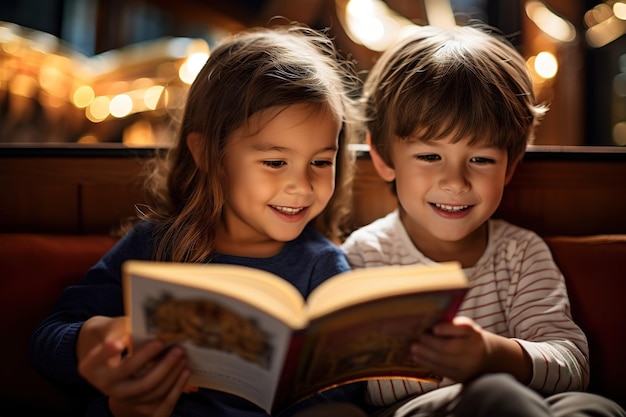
123,261,308,328
306,262,467,320
125,271,299,412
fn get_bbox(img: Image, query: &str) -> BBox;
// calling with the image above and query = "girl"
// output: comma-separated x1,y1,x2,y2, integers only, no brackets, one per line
29,23,366,417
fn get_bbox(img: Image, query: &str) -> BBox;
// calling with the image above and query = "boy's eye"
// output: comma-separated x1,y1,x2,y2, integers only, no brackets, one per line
311,160,333,168
470,156,495,164
416,154,440,162
263,160,286,168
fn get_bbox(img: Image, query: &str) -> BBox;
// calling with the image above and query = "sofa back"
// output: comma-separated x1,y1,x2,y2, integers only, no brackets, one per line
545,235,626,404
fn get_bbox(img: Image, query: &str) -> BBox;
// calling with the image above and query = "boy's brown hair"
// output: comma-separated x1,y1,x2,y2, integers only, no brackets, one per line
363,24,547,169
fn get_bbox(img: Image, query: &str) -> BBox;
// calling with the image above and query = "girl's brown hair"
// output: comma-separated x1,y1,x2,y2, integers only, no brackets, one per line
140,23,361,262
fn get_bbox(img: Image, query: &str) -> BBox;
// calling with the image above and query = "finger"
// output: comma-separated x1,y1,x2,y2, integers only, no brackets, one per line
120,339,167,380
150,357,188,401
130,347,188,403
151,368,192,417
417,332,456,352
100,340,169,399
111,345,186,402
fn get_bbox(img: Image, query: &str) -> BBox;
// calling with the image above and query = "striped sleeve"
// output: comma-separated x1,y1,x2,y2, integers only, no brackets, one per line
503,231,589,392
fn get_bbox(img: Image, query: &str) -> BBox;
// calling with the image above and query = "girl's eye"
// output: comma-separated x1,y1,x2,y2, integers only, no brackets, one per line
470,156,495,164
263,160,286,168
311,160,333,168
416,154,440,162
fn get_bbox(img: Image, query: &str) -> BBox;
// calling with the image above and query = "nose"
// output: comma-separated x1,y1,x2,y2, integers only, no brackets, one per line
285,169,314,195
439,164,470,194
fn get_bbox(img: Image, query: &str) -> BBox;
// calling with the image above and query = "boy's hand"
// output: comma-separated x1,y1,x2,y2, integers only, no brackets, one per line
77,316,191,417
409,316,532,384
409,316,488,383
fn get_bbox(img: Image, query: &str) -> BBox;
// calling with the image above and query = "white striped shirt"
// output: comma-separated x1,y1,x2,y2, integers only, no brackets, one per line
340,210,589,406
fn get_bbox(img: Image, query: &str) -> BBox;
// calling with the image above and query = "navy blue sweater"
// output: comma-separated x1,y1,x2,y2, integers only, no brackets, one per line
29,222,365,417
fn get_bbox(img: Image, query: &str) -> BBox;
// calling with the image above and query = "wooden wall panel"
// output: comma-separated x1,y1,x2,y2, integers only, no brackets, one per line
0,156,147,234
80,183,145,234
1,146,625,237
0,178,78,233
496,159,626,236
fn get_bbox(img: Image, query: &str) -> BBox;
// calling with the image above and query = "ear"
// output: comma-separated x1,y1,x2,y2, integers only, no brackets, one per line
187,132,204,168
366,133,396,182
504,155,521,185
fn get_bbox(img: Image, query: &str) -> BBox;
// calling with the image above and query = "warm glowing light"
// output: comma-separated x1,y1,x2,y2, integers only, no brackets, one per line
131,77,153,90
9,74,37,98
109,80,130,95
167,37,195,59
39,66,66,97
423,0,456,29
526,0,576,42
614,2,626,20
185,38,210,56
586,16,626,47
342,0,413,51
87,96,110,122
0,26,15,44
123,119,155,146
585,3,613,27
178,52,208,84
110,94,133,118
534,52,558,79
349,15,384,44
77,134,99,144
613,121,626,146
72,85,95,108
349,15,398,51
144,85,165,110
40,93,65,109
0,28,210,143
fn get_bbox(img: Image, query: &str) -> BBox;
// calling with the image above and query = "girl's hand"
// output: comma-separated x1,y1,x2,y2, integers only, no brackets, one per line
77,316,191,417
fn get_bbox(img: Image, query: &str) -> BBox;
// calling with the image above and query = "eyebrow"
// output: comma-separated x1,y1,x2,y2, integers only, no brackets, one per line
252,143,338,153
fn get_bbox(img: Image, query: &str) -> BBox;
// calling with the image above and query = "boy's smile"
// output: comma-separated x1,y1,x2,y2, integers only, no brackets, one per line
217,103,340,257
371,134,517,263
430,203,472,218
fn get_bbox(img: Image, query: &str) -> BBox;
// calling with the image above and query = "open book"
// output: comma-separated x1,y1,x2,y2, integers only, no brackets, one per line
122,260,468,414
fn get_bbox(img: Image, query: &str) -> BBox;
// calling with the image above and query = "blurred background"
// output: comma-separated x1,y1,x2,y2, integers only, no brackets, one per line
0,0,624,147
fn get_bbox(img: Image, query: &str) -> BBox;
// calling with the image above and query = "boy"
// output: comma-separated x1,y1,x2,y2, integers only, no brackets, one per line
341,24,625,417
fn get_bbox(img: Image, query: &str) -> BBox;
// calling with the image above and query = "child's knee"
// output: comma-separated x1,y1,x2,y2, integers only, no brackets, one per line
546,392,626,417
459,374,548,415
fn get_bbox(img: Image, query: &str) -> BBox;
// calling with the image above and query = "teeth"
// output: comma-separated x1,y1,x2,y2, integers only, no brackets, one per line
272,205,304,215
435,203,468,212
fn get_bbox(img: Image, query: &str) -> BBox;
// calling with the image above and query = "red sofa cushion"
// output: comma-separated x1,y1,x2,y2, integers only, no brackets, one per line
545,235,626,406
0,233,117,414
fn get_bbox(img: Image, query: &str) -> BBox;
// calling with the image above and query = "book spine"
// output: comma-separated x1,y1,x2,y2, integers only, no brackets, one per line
442,289,467,322
271,328,307,413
